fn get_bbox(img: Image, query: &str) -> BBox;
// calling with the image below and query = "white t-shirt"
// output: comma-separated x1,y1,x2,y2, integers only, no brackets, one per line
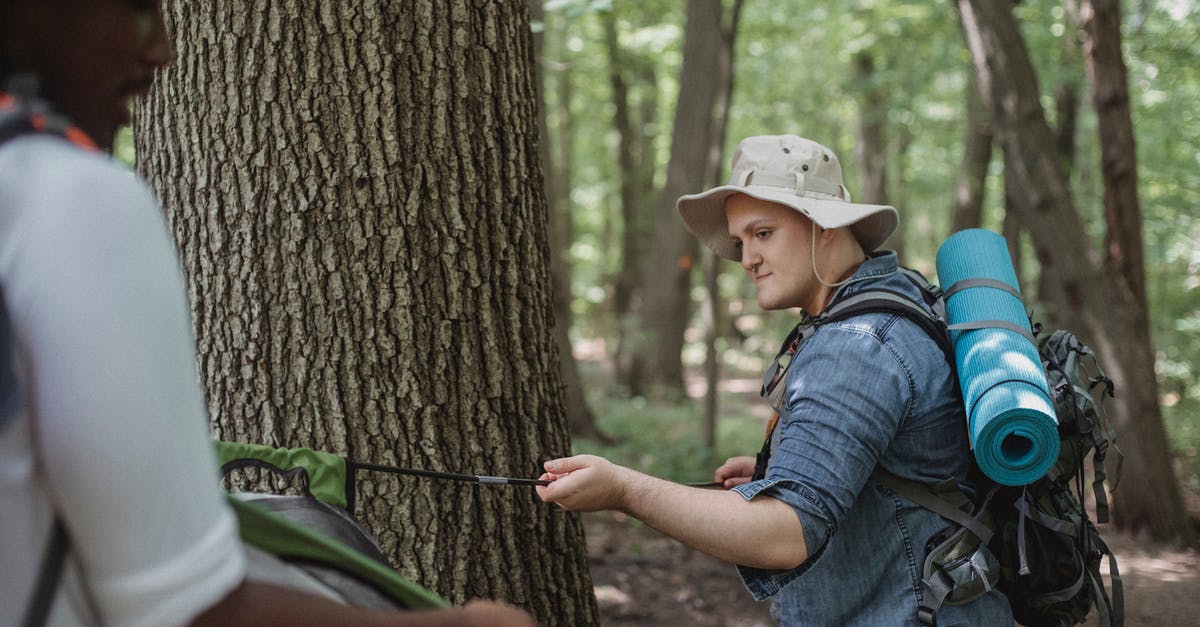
0,135,246,627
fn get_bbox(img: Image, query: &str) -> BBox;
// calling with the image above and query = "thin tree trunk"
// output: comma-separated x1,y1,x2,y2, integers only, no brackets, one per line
957,0,1193,544
136,1,599,620
702,0,743,456
890,126,913,259
632,0,725,396
1083,0,1149,312
854,51,889,207
533,1,603,441
604,8,646,393
951,69,992,233
1056,0,1084,178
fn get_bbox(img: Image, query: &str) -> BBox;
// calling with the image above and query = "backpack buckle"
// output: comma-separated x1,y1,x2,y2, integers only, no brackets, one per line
917,605,938,626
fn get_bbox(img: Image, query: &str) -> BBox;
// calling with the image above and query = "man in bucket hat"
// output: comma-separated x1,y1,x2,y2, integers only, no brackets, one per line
538,135,1012,625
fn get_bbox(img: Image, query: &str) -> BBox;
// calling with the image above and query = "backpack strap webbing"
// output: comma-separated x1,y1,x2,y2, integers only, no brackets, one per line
870,469,993,545
819,288,955,366
21,518,68,627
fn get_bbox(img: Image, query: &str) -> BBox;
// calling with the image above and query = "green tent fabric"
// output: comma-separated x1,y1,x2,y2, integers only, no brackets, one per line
215,440,352,510
215,440,449,610
227,497,449,609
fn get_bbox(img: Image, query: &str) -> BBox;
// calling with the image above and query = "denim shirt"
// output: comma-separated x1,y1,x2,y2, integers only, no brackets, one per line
733,252,1012,626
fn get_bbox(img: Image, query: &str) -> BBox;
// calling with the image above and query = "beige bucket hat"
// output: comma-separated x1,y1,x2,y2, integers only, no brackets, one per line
677,135,898,261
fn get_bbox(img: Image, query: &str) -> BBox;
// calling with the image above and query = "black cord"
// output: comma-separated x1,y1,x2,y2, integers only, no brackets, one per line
351,461,550,486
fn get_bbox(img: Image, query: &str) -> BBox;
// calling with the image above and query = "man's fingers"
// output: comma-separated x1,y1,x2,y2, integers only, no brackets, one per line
543,454,593,474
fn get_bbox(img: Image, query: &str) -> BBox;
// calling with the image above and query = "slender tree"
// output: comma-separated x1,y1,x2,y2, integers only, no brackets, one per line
136,1,600,621
950,69,993,233
701,0,744,455
957,0,1194,544
853,50,889,207
631,0,726,396
533,0,604,441
604,6,652,394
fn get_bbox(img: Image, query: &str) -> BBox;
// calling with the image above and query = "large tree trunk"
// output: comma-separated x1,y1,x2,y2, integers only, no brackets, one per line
958,0,1194,544
631,0,725,396
533,1,603,441
136,1,599,621
1081,0,1168,534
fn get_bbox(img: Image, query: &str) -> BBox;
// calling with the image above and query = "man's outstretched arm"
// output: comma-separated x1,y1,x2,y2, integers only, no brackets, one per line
536,454,807,570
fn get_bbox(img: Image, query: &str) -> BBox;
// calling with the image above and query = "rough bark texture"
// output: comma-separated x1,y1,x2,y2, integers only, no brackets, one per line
958,0,1194,544
533,1,602,441
135,1,599,622
632,0,725,395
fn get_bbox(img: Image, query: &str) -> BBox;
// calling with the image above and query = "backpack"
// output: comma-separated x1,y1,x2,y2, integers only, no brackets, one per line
754,256,1123,627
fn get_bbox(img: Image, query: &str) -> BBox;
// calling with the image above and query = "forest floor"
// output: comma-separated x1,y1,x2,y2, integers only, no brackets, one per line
585,510,1200,626
579,369,1200,626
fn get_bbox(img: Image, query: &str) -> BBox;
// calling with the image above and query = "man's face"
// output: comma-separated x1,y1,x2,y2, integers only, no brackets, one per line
2,0,172,150
726,193,820,312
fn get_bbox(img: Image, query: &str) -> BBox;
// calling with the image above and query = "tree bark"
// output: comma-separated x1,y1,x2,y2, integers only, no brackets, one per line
1082,0,1149,312
957,0,1194,544
701,0,743,457
950,68,992,233
136,1,599,621
854,51,889,207
604,7,662,393
631,0,725,396
533,1,603,441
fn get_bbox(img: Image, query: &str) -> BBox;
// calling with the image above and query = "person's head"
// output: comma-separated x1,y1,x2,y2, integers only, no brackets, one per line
677,135,898,312
0,0,172,150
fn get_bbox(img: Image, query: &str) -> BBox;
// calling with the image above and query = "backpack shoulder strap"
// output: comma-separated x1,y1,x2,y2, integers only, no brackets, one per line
21,518,68,627
817,268,955,365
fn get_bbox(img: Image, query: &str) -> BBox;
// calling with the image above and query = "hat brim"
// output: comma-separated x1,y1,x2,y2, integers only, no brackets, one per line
677,185,898,261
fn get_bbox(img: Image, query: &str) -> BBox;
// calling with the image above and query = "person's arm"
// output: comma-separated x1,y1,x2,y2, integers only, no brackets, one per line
190,580,534,627
536,454,807,570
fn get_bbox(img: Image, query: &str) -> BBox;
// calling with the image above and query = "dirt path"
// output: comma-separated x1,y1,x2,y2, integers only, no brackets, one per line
585,511,1200,626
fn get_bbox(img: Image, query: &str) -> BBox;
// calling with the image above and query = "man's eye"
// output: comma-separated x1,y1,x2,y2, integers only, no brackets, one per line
755,229,771,239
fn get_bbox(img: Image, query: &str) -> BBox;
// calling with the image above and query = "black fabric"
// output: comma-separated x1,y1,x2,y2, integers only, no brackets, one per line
22,518,68,627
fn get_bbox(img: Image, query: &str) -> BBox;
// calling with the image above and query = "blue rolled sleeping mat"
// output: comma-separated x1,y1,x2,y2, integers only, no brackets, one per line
935,228,1059,486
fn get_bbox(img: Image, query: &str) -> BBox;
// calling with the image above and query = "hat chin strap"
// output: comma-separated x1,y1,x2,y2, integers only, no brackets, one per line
811,226,855,288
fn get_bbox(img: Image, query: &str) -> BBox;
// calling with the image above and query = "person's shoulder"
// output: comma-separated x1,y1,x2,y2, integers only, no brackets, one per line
1,135,155,219
2,134,141,191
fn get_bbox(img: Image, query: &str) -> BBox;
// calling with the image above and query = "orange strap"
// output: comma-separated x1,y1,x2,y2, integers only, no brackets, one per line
0,91,100,152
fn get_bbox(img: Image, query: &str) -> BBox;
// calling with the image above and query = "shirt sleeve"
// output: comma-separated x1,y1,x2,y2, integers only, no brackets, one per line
734,318,914,579
5,156,245,627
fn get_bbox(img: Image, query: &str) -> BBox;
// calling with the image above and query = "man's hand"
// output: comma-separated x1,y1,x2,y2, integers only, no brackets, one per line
535,454,630,512
714,455,756,489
